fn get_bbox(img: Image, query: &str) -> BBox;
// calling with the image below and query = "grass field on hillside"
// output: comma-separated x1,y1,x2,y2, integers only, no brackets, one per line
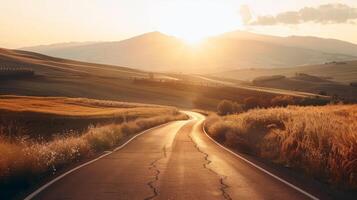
0,95,176,139
0,96,187,198
205,105,357,189
0,95,164,116
213,60,357,83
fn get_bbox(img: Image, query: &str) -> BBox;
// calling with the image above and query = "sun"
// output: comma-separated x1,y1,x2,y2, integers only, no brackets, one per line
181,34,205,45
186,39,201,45
150,1,242,44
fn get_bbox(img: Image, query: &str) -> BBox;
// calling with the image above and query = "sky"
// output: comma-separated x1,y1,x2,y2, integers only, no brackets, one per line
0,0,357,48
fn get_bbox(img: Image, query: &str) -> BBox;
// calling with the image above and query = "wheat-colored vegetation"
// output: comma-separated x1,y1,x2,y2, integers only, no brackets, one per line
0,115,186,183
0,95,179,139
0,96,187,195
206,105,357,188
0,95,163,117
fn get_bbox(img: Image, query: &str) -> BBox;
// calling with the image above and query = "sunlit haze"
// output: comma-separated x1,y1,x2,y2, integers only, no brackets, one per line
0,0,357,48
149,1,242,44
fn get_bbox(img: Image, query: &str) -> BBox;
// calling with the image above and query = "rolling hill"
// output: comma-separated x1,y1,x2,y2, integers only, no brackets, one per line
2,48,308,110
213,60,357,84
21,31,357,72
221,30,357,57
0,48,193,107
250,73,357,101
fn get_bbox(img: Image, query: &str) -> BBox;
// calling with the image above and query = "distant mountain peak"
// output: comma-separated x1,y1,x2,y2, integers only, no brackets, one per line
19,30,357,73
130,31,172,39
20,41,99,51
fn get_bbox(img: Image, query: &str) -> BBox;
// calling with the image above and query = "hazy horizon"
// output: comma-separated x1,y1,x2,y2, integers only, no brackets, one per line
1,0,357,48
14,29,357,50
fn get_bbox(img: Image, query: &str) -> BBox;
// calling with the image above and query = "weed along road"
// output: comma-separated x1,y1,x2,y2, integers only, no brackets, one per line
26,112,320,200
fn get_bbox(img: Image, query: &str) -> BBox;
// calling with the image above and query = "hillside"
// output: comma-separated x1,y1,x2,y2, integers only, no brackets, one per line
251,73,357,101
0,95,176,139
0,48,146,78
222,30,357,57
21,32,188,72
0,48,193,107
21,31,357,72
0,95,160,117
1,48,317,110
213,60,357,84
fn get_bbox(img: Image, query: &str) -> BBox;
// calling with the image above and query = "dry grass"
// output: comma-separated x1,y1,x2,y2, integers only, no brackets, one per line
205,105,357,188
0,114,186,184
0,95,163,117
0,95,179,139
0,95,187,198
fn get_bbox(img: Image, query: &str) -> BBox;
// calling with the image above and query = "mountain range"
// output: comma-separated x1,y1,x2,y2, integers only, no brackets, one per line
21,31,357,72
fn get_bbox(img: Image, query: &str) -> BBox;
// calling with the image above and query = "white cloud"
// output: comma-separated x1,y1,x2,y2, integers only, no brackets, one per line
240,5,253,24
246,4,357,25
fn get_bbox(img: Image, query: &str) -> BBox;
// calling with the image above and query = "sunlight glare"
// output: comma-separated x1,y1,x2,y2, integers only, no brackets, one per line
149,1,242,43
183,36,204,46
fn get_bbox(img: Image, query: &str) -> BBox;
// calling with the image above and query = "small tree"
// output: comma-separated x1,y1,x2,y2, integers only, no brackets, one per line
217,100,234,115
232,102,244,114
243,97,261,110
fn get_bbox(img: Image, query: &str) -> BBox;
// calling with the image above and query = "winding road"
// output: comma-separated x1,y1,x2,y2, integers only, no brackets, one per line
26,112,324,200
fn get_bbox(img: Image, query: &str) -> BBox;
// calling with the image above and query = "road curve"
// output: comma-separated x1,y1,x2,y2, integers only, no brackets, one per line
27,112,320,200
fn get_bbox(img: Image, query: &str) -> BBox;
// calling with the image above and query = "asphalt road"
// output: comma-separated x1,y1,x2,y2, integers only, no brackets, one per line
28,112,319,200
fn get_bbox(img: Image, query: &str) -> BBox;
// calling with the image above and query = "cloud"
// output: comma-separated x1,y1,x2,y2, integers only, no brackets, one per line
247,4,357,25
240,5,253,24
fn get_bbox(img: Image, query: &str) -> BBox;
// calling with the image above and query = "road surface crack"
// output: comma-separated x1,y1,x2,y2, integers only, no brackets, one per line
188,132,232,200
144,146,166,200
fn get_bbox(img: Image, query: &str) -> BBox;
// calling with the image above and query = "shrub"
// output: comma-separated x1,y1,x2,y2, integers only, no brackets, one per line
270,95,296,107
298,97,330,106
217,100,234,115
243,97,263,110
232,102,244,114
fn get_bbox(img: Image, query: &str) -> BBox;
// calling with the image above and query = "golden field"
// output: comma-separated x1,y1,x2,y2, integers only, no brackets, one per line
0,96,187,197
0,95,179,139
0,95,167,117
205,105,357,188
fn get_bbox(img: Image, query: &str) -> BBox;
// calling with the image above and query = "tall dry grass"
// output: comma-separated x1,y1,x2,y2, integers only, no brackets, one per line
205,105,357,188
0,96,187,197
0,113,187,191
